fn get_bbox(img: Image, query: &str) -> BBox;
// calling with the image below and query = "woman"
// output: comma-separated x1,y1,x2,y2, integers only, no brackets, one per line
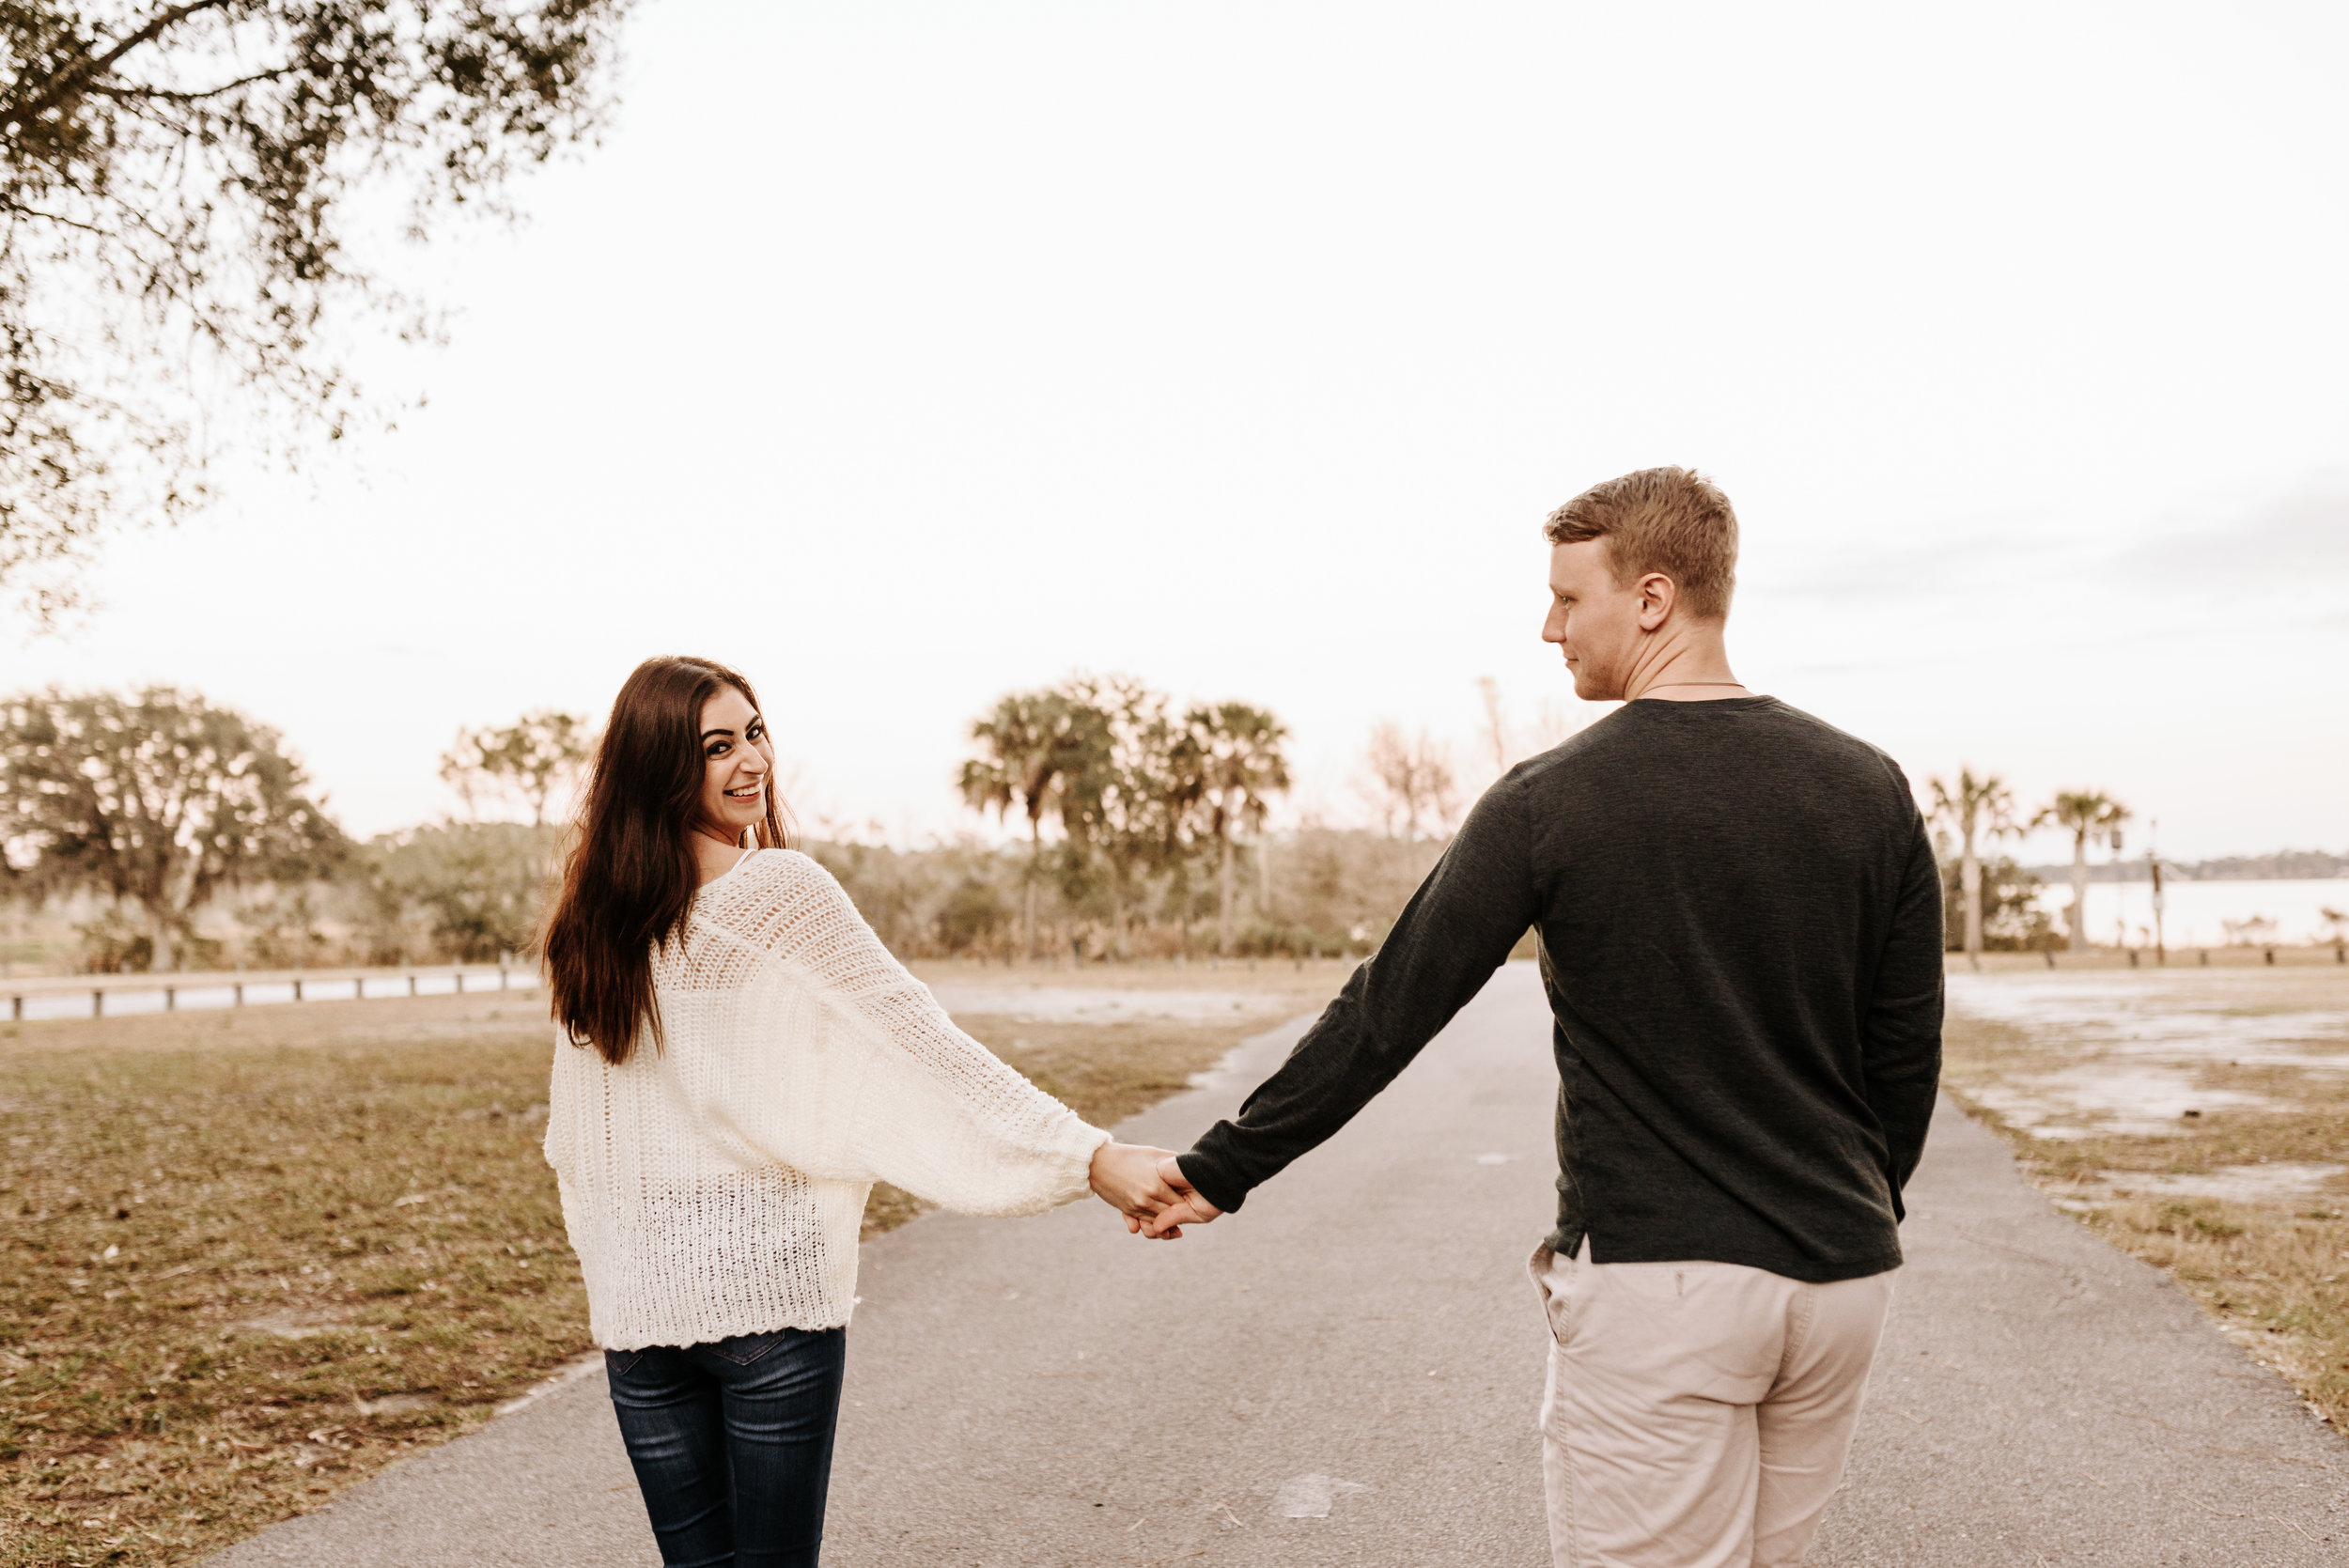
541,655,1178,1567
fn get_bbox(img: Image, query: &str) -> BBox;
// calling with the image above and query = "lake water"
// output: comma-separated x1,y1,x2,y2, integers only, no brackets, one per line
2030,877,2349,949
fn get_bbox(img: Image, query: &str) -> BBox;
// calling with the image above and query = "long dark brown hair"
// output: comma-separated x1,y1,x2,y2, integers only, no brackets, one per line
542,656,794,1064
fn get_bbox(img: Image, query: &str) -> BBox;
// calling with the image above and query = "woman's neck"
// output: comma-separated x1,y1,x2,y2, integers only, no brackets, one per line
692,826,750,887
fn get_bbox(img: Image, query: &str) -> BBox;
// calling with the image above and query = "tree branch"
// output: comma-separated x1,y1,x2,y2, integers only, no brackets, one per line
9,1,239,129
82,67,302,106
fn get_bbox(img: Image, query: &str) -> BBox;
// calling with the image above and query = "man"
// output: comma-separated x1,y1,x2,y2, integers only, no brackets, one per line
1147,467,1944,1568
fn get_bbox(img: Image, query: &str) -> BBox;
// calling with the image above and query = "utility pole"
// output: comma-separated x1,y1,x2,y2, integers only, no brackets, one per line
2109,823,2126,955
2149,818,2166,966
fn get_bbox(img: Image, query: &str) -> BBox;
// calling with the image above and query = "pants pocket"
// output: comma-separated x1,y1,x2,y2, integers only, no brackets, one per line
1528,1242,1574,1347
604,1347,646,1380
710,1330,786,1367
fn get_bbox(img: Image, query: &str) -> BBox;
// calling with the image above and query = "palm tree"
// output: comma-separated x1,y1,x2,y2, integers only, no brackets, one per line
1927,768,2017,968
1181,702,1292,956
957,691,1094,961
2034,791,2128,954
1054,675,1176,960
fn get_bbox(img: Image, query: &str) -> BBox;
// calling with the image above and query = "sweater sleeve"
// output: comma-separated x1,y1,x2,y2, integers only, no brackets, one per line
1862,815,1945,1215
1178,774,1540,1215
743,853,1109,1216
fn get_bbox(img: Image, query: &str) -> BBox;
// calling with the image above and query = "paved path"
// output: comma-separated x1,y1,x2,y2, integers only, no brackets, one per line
211,964,2346,1566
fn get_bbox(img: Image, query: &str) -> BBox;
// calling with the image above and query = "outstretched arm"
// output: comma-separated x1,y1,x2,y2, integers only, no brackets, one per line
727,854,1112,1215
1168,776,1541,1224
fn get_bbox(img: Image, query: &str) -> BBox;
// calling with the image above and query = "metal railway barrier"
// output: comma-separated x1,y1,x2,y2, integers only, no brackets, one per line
5,964,538,1023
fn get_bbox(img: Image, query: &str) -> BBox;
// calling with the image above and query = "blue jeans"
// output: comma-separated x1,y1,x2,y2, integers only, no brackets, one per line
604,1327,848,1568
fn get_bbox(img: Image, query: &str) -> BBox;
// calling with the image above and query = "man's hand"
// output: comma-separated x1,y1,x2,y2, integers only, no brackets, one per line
1140,1155,1222,1239
1088,1141,1183,1231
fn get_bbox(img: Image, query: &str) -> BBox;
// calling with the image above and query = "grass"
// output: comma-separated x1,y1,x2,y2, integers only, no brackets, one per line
1,963,1343,1567
0,995,585,1567
1941,1006,2349,1436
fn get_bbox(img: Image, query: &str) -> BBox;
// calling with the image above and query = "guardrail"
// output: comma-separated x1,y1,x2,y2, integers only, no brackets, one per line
4,964,540,1023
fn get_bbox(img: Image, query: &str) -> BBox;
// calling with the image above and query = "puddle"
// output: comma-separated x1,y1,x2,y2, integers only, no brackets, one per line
1963,1069,2271,1138
2097,1162,2349,1204
1948,975,2349,1065
1948,970,2349,1139
2052,1161,2349,1210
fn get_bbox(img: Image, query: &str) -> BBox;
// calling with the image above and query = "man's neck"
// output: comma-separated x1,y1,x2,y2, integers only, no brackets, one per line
1622,628,1746,702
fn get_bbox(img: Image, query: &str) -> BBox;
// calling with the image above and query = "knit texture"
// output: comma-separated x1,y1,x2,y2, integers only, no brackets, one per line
545,849,1108,1349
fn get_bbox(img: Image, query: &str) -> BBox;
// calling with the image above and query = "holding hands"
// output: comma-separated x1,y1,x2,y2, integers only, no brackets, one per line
1085,1143,1224,1239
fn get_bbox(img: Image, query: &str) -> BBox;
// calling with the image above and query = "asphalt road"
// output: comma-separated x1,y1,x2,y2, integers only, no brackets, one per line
210,963,2346,1567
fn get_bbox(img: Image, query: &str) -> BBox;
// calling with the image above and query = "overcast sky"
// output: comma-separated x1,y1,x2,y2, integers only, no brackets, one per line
13,0,2348,862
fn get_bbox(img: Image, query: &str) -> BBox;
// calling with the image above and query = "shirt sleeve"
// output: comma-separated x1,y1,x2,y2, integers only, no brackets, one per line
1178,774,1541,1215
741,854,1110,1215
1862,815,1945,1214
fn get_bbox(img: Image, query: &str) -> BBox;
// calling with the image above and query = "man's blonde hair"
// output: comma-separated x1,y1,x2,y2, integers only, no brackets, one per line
1543,466,1738,621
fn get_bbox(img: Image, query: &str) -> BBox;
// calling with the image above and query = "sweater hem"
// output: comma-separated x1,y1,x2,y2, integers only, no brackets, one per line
592,1306,856,1353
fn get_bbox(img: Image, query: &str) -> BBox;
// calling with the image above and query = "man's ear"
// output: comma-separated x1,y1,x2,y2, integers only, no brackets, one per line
1635,572,1677,631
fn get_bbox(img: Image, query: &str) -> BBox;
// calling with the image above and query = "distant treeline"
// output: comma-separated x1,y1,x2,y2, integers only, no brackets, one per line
6,824,1443,975
2022,849,2349,883
809,830,1443,963
2,684,1470,974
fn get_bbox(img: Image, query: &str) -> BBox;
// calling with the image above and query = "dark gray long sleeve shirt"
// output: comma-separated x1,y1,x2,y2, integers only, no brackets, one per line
1179,696,1944,1284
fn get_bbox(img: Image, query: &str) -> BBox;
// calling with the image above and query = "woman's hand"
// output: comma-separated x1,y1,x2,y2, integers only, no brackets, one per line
1088,1142,1184,1233
1141,1155,1222,1239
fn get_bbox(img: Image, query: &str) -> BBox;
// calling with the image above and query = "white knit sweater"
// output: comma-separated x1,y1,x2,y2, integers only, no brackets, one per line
544,849,1108,1350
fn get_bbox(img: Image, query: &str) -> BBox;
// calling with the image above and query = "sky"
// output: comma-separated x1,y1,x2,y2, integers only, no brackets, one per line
11,0,2348,862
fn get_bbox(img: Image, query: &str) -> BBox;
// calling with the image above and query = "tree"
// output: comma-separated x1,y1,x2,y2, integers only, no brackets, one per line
1054,675,1184,959
1474,675,1581,781
1,1,633,621
1927,768,2017,968
1179,701,1290,956
0,686,344,969
358,819,547,963
1361,722,1458,842
1937,854,2056,954
1475,676,1510,776
2034,790,2127,953
440,709,592,826
957,689,1097,960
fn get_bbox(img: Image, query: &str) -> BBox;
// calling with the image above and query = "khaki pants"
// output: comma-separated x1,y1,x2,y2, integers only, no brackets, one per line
1530,1241,1895,1568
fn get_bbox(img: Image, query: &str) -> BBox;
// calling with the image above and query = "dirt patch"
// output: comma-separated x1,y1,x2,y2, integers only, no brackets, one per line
1941,966,2349,1437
